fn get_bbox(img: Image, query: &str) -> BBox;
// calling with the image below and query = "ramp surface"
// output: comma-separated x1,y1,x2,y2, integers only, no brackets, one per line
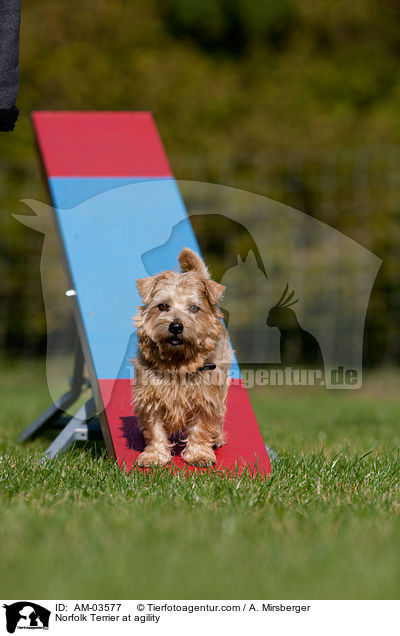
33,111,271,474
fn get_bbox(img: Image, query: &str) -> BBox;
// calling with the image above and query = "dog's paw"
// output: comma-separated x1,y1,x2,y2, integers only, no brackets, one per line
137,448,171,467
181,445,216,467
213,432,226,448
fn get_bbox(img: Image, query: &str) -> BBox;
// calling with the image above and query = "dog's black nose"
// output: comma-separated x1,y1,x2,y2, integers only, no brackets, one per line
168,321,183,335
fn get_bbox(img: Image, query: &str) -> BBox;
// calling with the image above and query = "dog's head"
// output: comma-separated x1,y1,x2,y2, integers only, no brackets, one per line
134,253,225,371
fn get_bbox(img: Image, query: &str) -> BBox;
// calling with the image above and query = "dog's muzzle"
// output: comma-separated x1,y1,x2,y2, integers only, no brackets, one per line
167,321,184,345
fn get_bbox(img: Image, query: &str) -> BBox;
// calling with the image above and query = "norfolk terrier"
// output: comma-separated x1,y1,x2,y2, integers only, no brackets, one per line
133,247,232,467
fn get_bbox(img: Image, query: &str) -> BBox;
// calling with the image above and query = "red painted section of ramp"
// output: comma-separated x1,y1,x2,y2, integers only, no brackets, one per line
32,111,172,177
99,379,271,475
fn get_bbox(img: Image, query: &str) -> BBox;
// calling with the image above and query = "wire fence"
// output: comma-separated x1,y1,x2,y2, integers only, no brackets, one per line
0,146,399,366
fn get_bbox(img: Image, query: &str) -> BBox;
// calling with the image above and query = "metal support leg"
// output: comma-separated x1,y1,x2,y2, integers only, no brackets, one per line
19,338,88,442
40,397,97,462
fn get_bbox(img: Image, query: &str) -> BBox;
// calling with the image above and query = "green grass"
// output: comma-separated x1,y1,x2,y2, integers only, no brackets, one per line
1,360,399,599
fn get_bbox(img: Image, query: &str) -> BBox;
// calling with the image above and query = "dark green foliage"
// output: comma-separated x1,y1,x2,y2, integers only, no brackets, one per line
0,0,399,361
160,0,297,53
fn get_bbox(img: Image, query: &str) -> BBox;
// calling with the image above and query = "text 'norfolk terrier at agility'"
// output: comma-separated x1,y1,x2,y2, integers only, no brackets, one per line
133,247,232,467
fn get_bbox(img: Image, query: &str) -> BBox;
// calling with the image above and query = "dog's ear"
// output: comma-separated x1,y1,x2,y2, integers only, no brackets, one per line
136,277,155,304
203,280,225,305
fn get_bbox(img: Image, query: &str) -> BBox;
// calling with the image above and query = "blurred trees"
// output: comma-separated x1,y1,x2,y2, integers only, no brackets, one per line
160,0,298,53
0,0,399,364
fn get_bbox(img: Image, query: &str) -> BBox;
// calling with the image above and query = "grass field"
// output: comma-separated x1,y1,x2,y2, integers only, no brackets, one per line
1,360,399,599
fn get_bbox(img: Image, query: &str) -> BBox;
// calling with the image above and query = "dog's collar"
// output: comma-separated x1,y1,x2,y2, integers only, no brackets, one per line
197,363,216,372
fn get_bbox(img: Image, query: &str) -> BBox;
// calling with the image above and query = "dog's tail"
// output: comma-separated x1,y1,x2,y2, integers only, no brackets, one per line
179,247,210,279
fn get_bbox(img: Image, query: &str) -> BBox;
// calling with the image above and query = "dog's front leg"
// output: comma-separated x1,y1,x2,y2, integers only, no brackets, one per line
137,418,171,467
181,418,217,467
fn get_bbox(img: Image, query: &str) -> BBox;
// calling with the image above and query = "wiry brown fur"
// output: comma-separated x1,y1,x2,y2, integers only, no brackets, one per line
132,247,232,467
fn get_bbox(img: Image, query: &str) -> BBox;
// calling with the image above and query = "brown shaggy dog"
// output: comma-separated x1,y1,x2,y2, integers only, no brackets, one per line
133,247,232,467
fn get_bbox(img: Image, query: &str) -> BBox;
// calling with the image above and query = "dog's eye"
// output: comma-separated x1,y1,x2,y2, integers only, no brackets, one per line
189,305,200,313
158,303,169,311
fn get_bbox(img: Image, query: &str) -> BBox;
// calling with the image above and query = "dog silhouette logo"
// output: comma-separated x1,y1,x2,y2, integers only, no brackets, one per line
2,602,50,633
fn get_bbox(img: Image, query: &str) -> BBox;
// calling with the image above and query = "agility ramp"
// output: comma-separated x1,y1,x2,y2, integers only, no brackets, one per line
22,111,271,474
